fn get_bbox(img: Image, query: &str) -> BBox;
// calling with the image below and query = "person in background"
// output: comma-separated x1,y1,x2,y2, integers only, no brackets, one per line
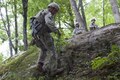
89,18,99,31
73,22,85,35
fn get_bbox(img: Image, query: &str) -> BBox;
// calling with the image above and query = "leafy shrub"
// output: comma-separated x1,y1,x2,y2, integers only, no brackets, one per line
91,45,120,70
53,33,69,53
108,45,120,63
91,57,109,70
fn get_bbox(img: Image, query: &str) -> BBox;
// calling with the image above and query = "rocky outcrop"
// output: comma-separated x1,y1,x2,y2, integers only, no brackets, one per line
0,23,120,80
67,23,120,57
59,23,120,79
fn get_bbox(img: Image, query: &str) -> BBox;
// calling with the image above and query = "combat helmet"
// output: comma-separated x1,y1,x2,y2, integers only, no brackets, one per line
48,2,60,11
91,17,96,21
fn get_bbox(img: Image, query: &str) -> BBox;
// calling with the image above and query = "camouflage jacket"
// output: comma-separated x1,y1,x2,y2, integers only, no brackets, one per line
34,9,58,33
73,27,83,35
89,23,99,29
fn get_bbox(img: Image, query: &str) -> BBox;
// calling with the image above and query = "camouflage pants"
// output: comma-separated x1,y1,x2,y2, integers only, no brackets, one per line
90,27,96,31
90,26,99,31
34,33,58,73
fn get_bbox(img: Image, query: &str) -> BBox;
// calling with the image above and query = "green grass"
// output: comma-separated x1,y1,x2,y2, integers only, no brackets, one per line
0,46,40,80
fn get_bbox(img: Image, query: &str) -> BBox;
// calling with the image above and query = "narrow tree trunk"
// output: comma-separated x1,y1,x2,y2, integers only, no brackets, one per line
22,0,28,50
78,0,87,31
102,0,105,26
14,0,18,54
0,1,15,57
109,0,120,23
69,0,86,30
5,3,13,57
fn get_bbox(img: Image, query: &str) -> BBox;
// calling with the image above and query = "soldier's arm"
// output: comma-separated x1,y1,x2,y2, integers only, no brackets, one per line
45,12,58,32
72,29,76,35
95,24,99,29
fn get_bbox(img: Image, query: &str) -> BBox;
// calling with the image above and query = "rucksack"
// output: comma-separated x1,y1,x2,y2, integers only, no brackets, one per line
30,10,46,37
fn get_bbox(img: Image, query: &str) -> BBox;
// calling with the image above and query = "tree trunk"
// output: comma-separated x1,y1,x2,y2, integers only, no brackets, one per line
5,3,13,57
0,3,14,57
14,0,18,54
102,0,105,26
22,0,28,50
69,0,86,30
109,0,120,23
78,0,87,31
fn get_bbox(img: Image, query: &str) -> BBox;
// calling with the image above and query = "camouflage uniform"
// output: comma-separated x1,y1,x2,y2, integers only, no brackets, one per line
89,18,99,31
32,2,62,74
73,22,85,35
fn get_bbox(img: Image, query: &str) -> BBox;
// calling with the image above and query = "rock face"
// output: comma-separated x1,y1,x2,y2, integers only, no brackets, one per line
59,23,120,79
67,23,120,57
0,23,120,80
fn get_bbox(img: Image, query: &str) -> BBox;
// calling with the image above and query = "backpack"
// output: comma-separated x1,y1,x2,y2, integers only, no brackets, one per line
30,10,46,37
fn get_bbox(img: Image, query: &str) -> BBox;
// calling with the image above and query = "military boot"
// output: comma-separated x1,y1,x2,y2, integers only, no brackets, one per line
32,63,44,78
37,62,44,72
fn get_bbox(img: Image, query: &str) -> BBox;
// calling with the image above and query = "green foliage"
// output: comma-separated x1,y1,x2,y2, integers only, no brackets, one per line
3,72,21,80
53,29,71,53
18,45,24,51
0,46,39,75
107,72,120,80
0,53,3,64
91,45,120,70
108,45,120,64
117,0,120,8
84,0,114,28
1,71,45,80
91,57,109,70
0,46,53,80
111,45,120,52
0,21,8,42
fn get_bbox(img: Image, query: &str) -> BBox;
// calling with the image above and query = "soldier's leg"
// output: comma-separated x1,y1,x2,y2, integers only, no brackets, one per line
47,34,57,58
38,48,47,65
35,38,47,72
41,34,64,76
44,34,58,73
90,27,93,31
37,49,47,73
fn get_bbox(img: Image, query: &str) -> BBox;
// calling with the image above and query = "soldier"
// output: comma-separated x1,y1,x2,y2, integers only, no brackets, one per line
89,18,99,31
73,22,85,35
30,2,63,76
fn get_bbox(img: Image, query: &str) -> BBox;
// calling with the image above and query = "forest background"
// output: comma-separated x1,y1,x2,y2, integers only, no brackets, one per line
0,0,119,61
